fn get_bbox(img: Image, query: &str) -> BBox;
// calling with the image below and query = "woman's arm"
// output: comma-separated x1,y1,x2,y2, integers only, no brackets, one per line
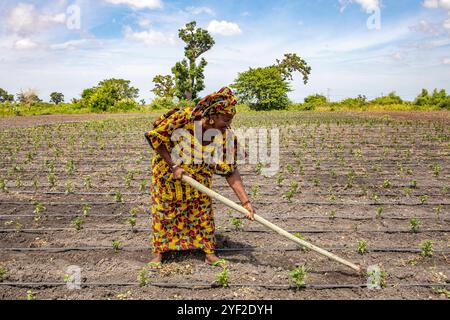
226,169,256,221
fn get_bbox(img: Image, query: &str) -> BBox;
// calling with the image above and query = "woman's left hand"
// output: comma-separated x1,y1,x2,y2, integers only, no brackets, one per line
242,202,256,221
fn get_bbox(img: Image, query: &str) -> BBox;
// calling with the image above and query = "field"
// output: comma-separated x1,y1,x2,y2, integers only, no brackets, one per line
0,111,448,300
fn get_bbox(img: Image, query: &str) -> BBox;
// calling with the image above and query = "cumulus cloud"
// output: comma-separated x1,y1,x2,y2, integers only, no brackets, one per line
207,20,242,36
410,20,442,35
423,0,450,10
104,0,163,9
186,6,215,16
123,26,175,45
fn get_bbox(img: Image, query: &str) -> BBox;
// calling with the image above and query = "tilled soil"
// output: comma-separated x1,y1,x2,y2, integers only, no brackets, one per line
0,111,449,300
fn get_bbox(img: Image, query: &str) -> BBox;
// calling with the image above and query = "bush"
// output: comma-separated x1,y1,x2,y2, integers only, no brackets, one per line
304,94,327,105
437,96,450,110
149,97,176,110
79,79,139,112
370,92,403,105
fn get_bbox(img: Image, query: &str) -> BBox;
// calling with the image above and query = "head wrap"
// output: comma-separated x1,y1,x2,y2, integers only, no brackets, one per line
192,87,237,118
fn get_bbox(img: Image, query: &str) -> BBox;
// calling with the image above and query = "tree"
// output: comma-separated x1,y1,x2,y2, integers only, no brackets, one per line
171,21,215,100
232,66,291,110
414,89,431,106
17,89,41,105
152,75,175,98
79,79,139,111
50,92,64,105
232,53,311,110
0,88,14,103
276,53,311,84
430,88,446,105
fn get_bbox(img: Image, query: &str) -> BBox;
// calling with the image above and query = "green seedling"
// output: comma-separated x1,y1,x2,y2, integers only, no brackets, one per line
289,265,307,289
215,267,229,288
420,240,434,258
230,217,243,230
0,266,6,281
409,218,420,233
357,240,368,255
115,191,124,203
138,268,150,287
376,207,384,219
82,204,91,217
84,176,92,189
27,290,36,300
112,240,121,251
139,180,147,193
72,217,84,231
419,195,428,205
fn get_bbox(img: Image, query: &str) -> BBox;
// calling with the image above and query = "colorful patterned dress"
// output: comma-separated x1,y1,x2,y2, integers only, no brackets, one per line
147,107,238,254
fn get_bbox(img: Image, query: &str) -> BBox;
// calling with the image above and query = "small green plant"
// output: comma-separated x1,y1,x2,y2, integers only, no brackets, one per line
230,217,243,230
63,274,73,283
0,179,7,191
112,240,121,251
289,265,307,289
409,218,420,233
215,267,229,288
138,268,150,287
410,180,418,189
139,180,147,193
255,162,263,174
431,163,442,177
382,179,392,188
286,164,294,174
27,290,36,300
84,176,92,189
433,288,450,298
376,207,384,219
115,191,123,203
72,217,84,231
66,160,76,175
420,240,434,258
47,172,56,187
0,266,6,281
434,205,443,219
312,178,321,187
250,185,260,199
126,217,137,231
33,202,46,223
419,195,428,205
276,174,285,186
82,204,91,217
372,192,380,203
357,240,368,255
64,181,73,194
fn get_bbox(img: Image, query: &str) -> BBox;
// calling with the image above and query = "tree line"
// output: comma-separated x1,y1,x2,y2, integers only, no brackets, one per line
0,21,449,112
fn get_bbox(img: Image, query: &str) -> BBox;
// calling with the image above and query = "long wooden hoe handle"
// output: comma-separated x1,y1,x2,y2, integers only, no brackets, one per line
182,174,362,274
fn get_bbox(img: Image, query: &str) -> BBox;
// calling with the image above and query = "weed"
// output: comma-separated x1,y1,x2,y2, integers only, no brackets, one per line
72,217,84,231
357,240,368,255
289,265,307,289
215,268,229,288
409,218,421,233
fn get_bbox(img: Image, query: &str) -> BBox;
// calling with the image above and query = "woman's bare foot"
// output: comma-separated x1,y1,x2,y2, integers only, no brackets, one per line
205,253,228,267
148,252,163,269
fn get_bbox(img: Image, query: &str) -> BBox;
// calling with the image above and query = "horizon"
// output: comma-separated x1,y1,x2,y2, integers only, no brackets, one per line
1,0,450,103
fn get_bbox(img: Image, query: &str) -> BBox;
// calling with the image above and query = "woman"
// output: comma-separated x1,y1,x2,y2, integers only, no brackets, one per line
145,87,256,268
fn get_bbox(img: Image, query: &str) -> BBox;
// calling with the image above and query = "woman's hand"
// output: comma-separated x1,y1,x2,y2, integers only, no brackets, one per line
242,202,256,221
172,166,186,180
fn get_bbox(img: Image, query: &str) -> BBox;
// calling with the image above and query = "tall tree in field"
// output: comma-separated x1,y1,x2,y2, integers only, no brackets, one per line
152,75,175,98
232,53,311,110
172,21,215,100
50,92,64,105
0,88,14,103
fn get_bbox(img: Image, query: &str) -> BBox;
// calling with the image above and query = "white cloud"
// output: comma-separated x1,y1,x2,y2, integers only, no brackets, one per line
410,20,442,35
104,0,163,9
207,20,242,36
423,0,450,10
443,57,450,64
340,0,381,13
124,26,175,45
14,38,39,50
186,6,215,16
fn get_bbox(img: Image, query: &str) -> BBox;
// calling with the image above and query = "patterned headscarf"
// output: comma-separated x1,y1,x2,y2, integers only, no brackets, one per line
192,87,237,118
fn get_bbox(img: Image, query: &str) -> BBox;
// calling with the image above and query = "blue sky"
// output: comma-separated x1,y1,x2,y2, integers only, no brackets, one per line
0,0,449,102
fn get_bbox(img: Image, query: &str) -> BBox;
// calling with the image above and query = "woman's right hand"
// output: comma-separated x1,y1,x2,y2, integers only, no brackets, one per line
172,166,186,180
